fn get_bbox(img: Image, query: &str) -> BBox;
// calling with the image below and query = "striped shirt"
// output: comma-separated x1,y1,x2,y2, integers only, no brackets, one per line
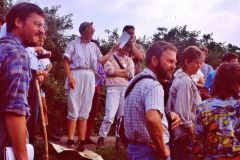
167,69,202,139
64,37,102,71
104,53,134,87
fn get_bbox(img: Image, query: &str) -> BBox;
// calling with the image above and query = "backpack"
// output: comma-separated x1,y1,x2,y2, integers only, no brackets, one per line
115,74,174,150
115,75,154,150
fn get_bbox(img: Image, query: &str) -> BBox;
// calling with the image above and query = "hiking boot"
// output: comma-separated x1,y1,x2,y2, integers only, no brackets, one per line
85,138,96,145
77,140,85,152
66,139,75,149
97,137,105,146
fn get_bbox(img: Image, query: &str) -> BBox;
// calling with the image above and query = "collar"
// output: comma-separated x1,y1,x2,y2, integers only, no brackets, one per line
2,33,23,46
142,67,158,80
79,37,91,43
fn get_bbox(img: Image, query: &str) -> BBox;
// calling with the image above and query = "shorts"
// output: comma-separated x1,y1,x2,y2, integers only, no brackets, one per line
65,69,95,120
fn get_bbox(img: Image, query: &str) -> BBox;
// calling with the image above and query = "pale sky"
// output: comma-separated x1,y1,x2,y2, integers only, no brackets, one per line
15,0,240,46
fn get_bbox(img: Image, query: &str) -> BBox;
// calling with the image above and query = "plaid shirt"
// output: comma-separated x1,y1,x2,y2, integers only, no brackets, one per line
124,68,170,144
0,34,31,117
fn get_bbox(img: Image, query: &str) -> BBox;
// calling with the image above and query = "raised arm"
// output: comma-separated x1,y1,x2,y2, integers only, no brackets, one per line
98,44,119,65
131,43,144,61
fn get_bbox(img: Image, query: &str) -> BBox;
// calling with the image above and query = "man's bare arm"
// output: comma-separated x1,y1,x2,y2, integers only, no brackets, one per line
132,45,144,61
98,44,119,65
63,57,75,89
145,109,169,159
5,114,28,160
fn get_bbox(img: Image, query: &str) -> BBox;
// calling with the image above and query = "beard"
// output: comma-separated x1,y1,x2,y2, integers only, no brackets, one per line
21,29,39,47
23,40,38,47
156,63,174,81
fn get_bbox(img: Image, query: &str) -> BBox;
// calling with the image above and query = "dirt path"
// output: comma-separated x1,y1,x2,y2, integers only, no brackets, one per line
53,136,117,151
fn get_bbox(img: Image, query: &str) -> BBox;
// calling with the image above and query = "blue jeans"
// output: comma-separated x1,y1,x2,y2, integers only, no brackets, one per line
128,144,171,160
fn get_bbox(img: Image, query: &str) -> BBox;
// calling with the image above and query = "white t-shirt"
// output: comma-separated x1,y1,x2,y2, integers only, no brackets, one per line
191,70,204,83
26,47,40,70
174,69,204,83
39,58,51,70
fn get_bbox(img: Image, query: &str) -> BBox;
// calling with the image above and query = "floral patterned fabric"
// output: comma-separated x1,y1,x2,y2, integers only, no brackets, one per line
194,97,240,159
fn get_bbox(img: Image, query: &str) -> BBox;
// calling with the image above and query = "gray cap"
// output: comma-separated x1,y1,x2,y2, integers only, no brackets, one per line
79,22,93,34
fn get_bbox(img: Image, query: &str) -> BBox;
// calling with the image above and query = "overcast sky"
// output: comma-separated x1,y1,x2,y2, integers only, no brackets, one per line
15,0,240,46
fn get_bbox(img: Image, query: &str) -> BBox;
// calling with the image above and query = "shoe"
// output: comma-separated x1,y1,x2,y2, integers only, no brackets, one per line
77,140,85,152
97,137,105,146
48,130,61,141
66,139,75,149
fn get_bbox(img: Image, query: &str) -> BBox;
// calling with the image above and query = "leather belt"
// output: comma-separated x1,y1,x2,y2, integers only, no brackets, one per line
129,140,150,145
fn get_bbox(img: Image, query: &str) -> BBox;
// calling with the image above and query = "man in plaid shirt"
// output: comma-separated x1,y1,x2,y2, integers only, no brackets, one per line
0,3,45,160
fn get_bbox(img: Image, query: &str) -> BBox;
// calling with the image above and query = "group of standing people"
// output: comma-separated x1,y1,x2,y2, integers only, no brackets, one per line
1,2,240,160
124,43,240,160
63,22,145,151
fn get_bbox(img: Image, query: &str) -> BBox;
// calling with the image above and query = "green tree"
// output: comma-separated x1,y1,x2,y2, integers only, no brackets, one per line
136,35,151,50
153,26,200,45
227,43,240,53
152,25,200,63
200,33,214,45
43,5,75,62
0,0,12,16
100,28,119,54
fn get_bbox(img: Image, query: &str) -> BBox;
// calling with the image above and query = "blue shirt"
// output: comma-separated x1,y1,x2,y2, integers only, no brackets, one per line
200,63,213,79
204,70,216,91
0,33,31,155
96,62,106,86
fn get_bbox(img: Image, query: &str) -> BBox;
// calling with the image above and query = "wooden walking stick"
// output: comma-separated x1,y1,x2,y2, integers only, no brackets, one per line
35,79,49,160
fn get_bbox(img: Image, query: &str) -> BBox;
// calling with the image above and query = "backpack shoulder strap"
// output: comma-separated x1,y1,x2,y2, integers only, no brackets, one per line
125,75,154,98
113,54,125,69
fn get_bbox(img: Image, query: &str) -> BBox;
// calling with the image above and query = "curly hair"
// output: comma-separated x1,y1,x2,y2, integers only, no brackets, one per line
212,63,240,100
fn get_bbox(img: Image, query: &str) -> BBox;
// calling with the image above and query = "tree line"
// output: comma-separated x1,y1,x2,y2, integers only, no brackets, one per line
1,2,240,135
